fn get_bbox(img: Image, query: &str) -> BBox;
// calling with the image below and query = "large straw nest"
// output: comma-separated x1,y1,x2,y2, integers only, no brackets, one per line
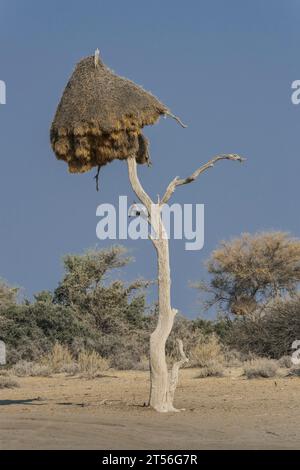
50,55,169,173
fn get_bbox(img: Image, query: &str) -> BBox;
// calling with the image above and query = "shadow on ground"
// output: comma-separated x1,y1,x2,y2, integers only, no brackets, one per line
0,398,44,406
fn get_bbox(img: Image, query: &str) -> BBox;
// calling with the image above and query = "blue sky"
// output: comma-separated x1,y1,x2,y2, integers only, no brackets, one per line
0,0,300,317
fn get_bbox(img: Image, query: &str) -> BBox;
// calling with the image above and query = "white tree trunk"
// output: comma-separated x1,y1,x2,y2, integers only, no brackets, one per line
127,157,188,412
149,229,178,412
127,153,243,411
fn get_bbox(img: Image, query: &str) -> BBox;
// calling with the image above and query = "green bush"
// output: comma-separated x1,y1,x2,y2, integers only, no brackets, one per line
222,296,300,359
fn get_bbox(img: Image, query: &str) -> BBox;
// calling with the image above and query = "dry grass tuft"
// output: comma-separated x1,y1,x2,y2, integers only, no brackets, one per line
78,350,109,378
197,361,224,378
244,358,278,379
190,334,224,368
134,355,150,371
11,345,109,379
278,356,293,368
222,348,244,367
13,361,52,377
41,343,74,373
0,376,20,389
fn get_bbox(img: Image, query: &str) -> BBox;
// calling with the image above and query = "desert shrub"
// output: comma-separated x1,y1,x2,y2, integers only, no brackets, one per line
166,315,230,360
13,361,52,377
190,334,224,367
223,296,300,359
278,356,293,368
0,246,153,368
59,362,79,375
243,358,278,379
191,317,221,336
29,364,52,377
0,301,93,364
0,376,19,388
110,349,141,371
41,343,74,373
166,315,199,358
78,350,109,378
222,348,244,367
78,351,109,378
0,279,19,309
1,246,246,371
197,361,224,378
134,355,150,371
13,361,37,377
288,367,300,377
195,232,300,315
223,348,258,366
13,348,108,378
103,326,151,370
11,345,76,376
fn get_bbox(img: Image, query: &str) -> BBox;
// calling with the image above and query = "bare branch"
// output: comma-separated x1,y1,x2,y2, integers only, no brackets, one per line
168,338,189,405
160,153,245,205
127,157,153,212
165,112,187,128
94,165,101,191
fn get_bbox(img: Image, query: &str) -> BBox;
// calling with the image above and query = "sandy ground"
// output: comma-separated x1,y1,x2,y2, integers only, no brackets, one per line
0,368,300,450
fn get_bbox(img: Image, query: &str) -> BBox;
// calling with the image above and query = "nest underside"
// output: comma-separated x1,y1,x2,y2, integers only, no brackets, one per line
51,123,150,172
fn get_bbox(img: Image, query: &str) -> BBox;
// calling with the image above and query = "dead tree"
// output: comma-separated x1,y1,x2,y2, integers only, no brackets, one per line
51,51,244,412
128,153,244,412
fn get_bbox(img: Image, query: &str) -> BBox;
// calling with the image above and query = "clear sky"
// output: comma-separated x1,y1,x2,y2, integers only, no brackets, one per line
0,0,300,318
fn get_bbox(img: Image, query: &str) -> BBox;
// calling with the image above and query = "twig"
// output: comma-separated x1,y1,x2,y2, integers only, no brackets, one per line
165,112,187,128
94,165,101,191
160,153,245,205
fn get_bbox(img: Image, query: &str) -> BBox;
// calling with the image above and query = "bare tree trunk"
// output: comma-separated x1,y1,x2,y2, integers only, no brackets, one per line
127,157,188,412
149,230,178,412
127,153,243,412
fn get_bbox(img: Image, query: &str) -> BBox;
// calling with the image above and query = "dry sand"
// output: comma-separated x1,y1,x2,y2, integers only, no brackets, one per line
0,368,299,450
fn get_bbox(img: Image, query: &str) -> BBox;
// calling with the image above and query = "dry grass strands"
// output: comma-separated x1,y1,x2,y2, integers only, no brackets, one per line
50,54,176,176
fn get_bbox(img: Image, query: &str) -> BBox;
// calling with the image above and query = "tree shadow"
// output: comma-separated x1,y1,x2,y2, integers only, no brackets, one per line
0,398,44,406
